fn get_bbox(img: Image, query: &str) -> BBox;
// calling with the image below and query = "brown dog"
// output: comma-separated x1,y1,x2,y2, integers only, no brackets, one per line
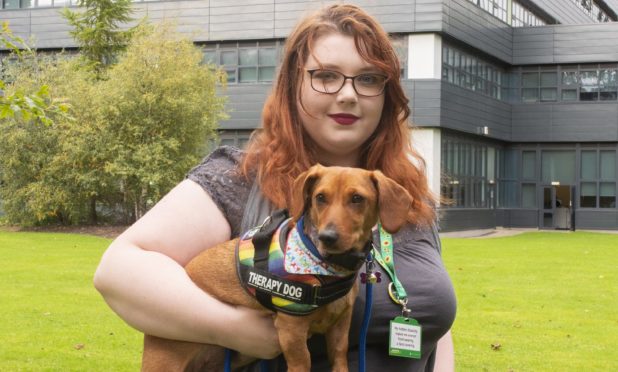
142,165,413,372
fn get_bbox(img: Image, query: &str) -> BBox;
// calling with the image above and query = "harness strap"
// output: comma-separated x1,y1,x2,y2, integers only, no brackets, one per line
251,209,290,311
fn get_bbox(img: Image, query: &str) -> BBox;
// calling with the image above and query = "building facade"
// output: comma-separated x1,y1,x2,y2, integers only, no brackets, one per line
3,0,618,231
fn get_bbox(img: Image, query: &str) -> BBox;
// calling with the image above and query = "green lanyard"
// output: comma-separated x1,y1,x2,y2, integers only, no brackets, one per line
375,223,412,317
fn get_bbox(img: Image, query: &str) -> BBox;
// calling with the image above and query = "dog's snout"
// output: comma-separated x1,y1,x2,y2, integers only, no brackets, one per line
318,227,339,246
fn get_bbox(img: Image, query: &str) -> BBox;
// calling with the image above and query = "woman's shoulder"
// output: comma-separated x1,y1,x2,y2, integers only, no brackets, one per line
186,146,253,237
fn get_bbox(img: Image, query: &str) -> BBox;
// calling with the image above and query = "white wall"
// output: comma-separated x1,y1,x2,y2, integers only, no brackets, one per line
408,33,442,80
410,127,441,196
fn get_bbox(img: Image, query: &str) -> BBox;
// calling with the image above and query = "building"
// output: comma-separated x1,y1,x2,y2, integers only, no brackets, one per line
2,0,618,231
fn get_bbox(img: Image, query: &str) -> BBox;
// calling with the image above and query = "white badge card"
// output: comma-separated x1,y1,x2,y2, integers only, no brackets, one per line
389,316,422,359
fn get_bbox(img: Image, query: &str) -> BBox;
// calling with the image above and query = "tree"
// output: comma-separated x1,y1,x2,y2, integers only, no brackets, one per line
61,0,136,76
0,23,227,225
98,24,227,221
0,22,68,125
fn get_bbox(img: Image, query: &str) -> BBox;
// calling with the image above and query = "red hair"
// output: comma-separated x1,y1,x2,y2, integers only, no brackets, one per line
241,4,436,225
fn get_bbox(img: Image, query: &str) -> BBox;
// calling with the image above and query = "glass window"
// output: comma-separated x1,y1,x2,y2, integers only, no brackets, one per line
522,88,539,102
258,67,275,81
498,181,518,207
203,50,216,64
239,67,257,83
3,0,20,8
580,70,599,101
542,151,575,183
600,150,616,179
580,182,597,207
239,49,257,66
541,72,557,86
541,88,557,102
220,50,236,66
522,183,536,208
562,71,578,85
258,48,276,66
581,150,597,180
522,151,536,180
600,182,616,208
600,69,618,100
522,72,539,87
562,89,578,101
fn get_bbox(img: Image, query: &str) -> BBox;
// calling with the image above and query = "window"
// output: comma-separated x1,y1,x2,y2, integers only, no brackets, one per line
561,70,578,101
391,35,408,79
522,72,539,102
540,72,557,102
542,151,575,184
599,68,617,100
581,182,597,207
580,70,599,101
522,184,536,208
442,44,506,101
441,135,495,208
203,41,282,84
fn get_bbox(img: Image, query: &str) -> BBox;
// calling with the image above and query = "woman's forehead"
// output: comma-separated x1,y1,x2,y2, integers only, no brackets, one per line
305,33,378,71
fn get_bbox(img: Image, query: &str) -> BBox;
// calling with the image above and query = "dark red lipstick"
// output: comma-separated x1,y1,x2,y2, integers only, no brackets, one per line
329,113,359,125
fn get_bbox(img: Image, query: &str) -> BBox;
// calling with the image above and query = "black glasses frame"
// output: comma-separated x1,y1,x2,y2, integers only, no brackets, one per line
306,69,389,97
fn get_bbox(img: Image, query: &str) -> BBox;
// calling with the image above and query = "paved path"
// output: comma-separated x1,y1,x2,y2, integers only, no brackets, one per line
439,227,618,239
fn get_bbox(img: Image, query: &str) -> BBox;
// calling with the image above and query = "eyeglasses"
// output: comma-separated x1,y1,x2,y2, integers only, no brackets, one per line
306,69,388,97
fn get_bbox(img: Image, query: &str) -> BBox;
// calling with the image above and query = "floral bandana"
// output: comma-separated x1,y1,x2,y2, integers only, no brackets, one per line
283,227,352,277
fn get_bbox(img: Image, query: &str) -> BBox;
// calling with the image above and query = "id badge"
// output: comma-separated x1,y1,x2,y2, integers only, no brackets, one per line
389,316,422,359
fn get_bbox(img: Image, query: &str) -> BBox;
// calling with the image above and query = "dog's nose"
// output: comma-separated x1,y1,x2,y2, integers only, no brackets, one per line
318,228,339,246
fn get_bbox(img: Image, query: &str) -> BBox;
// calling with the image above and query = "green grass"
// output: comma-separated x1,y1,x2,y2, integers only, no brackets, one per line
1,231,616,371
442,231,618,371
0,232,142,371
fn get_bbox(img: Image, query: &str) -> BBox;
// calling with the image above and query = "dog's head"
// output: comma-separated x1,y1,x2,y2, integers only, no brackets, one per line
290,164,413,258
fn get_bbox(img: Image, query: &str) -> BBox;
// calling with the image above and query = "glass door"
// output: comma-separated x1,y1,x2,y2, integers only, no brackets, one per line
541,186,555,229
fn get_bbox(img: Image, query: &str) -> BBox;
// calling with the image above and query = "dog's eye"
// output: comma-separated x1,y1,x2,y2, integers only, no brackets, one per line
315,193,326,204
351,194,364,204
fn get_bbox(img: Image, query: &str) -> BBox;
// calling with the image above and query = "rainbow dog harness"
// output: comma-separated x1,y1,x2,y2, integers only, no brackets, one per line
236,210,367,316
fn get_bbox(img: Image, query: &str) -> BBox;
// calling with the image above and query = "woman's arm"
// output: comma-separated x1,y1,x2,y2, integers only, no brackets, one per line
433,330,454,372
93,179,281,358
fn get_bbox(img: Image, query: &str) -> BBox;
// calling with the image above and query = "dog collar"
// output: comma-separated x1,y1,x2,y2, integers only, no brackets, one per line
296,216,371,272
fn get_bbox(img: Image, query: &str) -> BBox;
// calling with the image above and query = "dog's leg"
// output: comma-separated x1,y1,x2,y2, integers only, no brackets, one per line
274,313,312,372
324,306,354,372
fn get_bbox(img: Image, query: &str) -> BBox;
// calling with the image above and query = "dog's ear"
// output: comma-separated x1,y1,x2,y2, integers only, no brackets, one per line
290,165,323,221
370,170,413,233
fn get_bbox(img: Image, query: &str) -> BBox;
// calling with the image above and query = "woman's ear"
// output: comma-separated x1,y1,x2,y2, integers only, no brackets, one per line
370,170,413,233
290,165,323,221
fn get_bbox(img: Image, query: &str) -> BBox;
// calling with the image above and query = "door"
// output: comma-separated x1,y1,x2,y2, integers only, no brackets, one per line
541,185,572,229
541,186,555,229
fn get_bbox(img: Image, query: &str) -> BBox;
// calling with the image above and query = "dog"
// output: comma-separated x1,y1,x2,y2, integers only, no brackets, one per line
142,164,413,372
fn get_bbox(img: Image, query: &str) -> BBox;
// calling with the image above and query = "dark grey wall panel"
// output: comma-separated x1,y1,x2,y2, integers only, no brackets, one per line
512,103,618,142
218,84,271,130
495,209,539,228
575,210,618,230
440,82,512,141
442,0,513,63
408,79,442,127
438,209,496,231
513,23,618,65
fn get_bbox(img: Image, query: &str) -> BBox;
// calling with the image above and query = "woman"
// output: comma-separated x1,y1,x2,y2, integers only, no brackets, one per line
94,4,456,371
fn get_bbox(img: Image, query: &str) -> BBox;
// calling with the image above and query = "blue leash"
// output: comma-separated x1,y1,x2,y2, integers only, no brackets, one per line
224,252,376,372
358,251,375,372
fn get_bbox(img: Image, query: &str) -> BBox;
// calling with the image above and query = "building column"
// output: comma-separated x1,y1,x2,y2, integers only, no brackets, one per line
411,128,441,197
408,33,442,80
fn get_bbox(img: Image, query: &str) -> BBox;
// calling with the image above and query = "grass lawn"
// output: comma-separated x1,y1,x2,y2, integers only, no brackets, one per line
0,231,142,371
0,230,616,371
442,231,618,371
